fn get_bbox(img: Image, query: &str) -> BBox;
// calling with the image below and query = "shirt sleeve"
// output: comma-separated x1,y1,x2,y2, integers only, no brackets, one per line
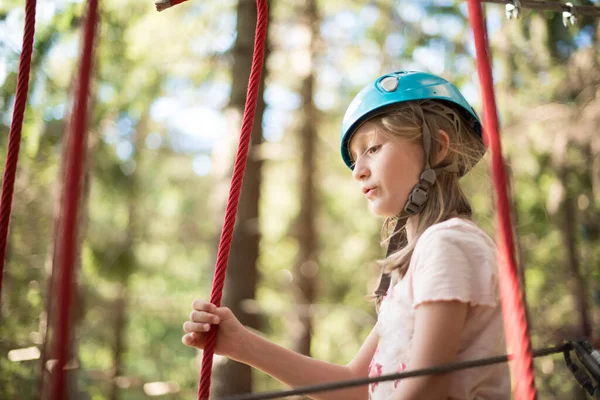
411,225,499,308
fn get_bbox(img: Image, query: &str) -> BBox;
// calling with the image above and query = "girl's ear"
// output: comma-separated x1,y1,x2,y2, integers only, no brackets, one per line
435,129,450,166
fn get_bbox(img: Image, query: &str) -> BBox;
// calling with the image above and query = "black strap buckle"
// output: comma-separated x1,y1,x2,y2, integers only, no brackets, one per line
404,169,436,215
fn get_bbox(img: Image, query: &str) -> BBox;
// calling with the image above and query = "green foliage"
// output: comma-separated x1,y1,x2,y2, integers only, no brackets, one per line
1,1,599,398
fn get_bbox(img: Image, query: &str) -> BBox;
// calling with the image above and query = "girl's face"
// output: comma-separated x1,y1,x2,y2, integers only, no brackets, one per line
349,122,424,217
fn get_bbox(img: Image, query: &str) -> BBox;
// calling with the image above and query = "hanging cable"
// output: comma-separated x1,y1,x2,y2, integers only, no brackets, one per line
195,1,268,399
467,1,536,399
219,344,572,400
49,0,99,398
217,341,600,400
0,0,37,301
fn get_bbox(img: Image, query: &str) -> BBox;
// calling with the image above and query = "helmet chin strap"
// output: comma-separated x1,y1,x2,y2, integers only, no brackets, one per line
374,118,458,298
374,215,408,297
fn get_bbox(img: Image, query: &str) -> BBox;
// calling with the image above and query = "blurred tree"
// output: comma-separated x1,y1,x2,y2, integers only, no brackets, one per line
289,0,319,360
107,91,157,400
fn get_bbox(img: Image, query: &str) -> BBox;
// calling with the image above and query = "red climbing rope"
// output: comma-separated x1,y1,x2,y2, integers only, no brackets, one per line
466,1,536,399
197,1,268,399
0,0,37,300
50,0,98,397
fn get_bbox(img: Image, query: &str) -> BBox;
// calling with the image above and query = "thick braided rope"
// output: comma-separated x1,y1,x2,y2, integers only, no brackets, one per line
198,1,269,399
0,0,37,300
467,1,536,398
50,0,98,398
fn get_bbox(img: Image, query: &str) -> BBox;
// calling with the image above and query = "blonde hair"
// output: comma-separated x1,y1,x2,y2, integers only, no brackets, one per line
367,100,486,308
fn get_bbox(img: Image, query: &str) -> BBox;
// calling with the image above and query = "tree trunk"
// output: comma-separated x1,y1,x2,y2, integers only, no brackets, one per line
108,104,151,399
505,161,531,332
109,281,128,400
557,163,592,339
289,0,319,359
210,0,269,396
552,144,592,399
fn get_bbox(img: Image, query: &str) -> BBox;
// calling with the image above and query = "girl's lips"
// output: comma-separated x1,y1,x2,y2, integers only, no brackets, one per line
364,187,377,198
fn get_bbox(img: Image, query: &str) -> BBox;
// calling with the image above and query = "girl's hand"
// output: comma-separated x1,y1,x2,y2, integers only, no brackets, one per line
182,300,248,360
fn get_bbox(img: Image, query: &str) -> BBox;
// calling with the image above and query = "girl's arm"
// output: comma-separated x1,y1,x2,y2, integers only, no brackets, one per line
238,323,379,400
183,301,378,400
393,300,468,400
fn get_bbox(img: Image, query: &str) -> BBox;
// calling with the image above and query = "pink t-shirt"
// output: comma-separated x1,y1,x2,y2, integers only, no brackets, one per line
368,218,511,400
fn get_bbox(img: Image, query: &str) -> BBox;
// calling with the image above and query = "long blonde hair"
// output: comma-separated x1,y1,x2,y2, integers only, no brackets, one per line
368,100,485,307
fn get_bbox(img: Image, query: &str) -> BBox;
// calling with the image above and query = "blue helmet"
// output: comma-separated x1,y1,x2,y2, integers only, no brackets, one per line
340,71,482,169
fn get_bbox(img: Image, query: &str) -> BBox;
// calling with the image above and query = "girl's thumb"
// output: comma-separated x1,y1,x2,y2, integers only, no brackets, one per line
182,333,198,347
182,334,191,345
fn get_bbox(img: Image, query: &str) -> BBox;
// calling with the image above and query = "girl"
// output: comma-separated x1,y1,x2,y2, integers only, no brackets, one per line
182,71,511,400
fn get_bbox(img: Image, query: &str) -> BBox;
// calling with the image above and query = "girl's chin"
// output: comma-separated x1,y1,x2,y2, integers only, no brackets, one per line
369,204,403,218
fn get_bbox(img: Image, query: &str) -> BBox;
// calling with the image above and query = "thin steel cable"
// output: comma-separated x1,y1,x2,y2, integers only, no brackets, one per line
483,0,600,16
158,0,600,14
219,344,571,400
49,0,98,397
467,0,536,399
197,1,269,399
0,0,37,300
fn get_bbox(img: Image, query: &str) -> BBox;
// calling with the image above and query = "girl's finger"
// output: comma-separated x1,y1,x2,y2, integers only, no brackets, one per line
192,299,217,313
190,310,220,324
182,333,192,345
182,332,201,347
183,321,210,333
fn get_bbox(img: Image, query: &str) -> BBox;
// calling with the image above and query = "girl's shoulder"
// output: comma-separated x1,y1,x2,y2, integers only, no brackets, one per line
409,217,500,308
419,217,493,243
415,217,496,259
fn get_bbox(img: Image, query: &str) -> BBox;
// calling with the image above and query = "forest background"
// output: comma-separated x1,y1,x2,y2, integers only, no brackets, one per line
1,0,600,398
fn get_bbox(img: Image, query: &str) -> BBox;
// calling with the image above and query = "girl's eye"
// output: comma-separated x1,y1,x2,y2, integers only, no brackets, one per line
367,145,381,155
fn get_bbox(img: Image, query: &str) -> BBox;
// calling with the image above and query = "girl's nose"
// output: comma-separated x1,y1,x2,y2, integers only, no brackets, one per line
352,160,370,181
